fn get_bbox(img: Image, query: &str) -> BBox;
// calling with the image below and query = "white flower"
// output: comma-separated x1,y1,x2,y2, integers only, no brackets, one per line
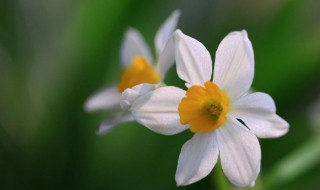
84,10,181,135
120,30,289,187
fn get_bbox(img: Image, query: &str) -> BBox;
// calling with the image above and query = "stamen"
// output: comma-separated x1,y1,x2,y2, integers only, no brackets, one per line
209,102,223,119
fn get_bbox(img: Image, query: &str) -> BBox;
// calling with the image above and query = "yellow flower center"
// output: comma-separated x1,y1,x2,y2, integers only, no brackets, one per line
118,56,160,92
178,81,229,133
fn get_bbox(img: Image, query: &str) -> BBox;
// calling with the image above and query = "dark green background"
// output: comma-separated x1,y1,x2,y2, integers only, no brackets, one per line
0,0,319,189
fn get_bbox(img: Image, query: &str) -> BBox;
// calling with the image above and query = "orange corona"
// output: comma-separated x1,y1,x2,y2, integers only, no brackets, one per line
118,56,160,92
178,81,229,133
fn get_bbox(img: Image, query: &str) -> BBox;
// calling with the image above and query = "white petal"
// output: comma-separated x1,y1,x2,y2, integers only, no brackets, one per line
131,86,187,135
230,92,289,138
174,30,212,86
216,118,261,187
232,92,276,112
96,113,134,135
120,83,160,111
155,10,181,55
120,28,153,67
213,30,254,100
232,114,289,139
175,132,219,186
156,35,175,81
84,85,121,112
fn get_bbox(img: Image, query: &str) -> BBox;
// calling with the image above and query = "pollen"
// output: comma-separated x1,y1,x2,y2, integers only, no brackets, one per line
178,81,229,133
118,56,160,92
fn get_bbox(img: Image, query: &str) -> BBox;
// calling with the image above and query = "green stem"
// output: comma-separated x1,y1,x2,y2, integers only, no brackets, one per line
212,161,231,190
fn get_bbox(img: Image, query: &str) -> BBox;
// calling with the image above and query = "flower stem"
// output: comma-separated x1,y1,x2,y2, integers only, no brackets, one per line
212,161,231,190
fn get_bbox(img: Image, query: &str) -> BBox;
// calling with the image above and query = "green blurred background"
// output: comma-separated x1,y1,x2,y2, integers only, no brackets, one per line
0,0,320,189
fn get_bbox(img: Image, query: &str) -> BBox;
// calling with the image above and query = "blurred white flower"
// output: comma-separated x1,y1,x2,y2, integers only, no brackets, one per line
84,10,181,135
121,30,289,187
309,94,320,131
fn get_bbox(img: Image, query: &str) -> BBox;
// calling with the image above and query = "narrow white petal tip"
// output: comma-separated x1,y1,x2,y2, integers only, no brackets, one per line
155,9,181,54
84,86,122,112
84,96,99,112
175,178,182,187
175,177,196,186
96,114,134,136
173,29,183,37
276,116,290,137
250,181,255,187
84,100,93,112
175,181,184,187
96,128,111,136
241,30,248,36
84,98,101,112
170,10,181,19
228,30,248,39
96,123,114,136
123,28,137,40
175,174,189,186
175,174,193,186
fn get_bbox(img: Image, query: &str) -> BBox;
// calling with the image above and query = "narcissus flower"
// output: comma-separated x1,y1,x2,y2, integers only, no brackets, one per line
84,10,180,135
121,30,289,187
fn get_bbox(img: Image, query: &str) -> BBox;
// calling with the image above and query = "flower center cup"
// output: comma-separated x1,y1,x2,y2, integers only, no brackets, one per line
118,56,160,92
178,81,229,133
